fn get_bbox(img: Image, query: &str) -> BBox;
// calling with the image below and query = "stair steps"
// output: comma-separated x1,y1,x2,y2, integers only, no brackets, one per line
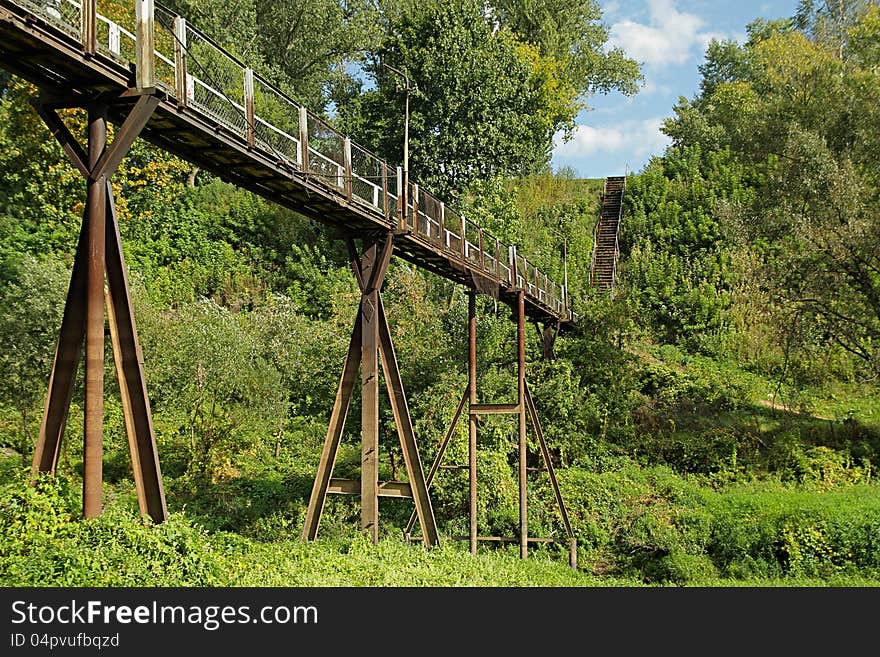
590,175,626,296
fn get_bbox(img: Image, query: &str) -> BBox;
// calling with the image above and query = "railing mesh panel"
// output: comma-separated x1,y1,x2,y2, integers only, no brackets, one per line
351,143,383,210
252,74,301,169
153,4,177,93
307,112,345,190
185,25,247,137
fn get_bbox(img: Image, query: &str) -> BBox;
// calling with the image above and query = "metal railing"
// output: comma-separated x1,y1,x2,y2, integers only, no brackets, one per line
10,0,572,321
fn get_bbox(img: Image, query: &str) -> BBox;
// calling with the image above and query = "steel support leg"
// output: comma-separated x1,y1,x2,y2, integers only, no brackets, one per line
468,290,478,555
304,235,438,546
360,240,380,543
31,95,166,522
517,291,528,559
83,104,107,519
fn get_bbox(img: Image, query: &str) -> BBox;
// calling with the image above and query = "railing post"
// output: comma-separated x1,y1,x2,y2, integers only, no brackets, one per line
244,68,255,148
495,237,501,277
298,106,309,173
509,245,516,285
81,0,96,55
478,228,485,271
460,216,467,259
173,16,188,107
108,23,120,56
411,183,419,232
135,0,155,92
439,202,446,249
343,137,352,200
382,161,389,219
396,166,404,229
511,246,518,287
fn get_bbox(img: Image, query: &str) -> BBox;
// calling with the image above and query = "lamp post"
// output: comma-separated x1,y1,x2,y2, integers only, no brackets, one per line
547,225,569,313
562,234,568,310
382,61,411,221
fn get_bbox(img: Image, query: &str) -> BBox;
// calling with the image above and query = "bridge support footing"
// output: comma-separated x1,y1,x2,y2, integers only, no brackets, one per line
301,233,440,547
30,92,167,524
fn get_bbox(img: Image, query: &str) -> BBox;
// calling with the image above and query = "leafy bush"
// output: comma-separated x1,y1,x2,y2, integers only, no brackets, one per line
0,475,221,586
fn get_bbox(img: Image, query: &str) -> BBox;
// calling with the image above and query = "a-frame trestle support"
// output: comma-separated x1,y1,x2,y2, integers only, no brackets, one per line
300,234,440,547
30,91,167,524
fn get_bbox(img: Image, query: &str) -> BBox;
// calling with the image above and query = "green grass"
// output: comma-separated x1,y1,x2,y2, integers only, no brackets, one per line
2,351,878,588
803,381,880,424
216,537,635,587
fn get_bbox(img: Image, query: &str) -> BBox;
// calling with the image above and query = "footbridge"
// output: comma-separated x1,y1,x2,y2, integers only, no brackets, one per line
0,0,576,565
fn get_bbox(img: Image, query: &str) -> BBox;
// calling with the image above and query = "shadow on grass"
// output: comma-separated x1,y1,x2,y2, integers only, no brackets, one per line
630,398,880,476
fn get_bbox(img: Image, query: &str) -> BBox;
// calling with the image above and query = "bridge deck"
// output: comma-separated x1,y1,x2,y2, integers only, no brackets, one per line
0,0,572,325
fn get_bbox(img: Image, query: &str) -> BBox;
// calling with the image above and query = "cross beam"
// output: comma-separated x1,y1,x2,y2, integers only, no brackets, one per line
301,234,440,546
30,93,167,523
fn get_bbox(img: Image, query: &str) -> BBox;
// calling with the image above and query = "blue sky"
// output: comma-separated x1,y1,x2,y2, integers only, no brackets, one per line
551,0,802,179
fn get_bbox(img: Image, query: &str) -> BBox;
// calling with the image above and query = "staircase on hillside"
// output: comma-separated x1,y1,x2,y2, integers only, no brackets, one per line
590,175,626,297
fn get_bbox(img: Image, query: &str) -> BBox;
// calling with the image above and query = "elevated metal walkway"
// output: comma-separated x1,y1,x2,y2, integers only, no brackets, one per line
0,0,572,325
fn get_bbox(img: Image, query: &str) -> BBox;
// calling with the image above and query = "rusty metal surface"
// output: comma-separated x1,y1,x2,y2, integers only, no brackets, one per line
328,478,413,499
467,291,477,556
82,104,106,519
516,291,528,559
360,240,380,543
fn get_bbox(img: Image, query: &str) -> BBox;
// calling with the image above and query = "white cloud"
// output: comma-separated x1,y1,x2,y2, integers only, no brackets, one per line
639,78,671,96
554,117,672,160
608,0,719,68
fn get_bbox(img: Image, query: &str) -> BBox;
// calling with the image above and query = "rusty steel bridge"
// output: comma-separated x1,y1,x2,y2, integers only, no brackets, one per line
0,0,577,566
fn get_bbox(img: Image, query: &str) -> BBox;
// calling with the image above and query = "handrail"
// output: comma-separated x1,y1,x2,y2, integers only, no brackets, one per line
589,178,606,288
609,176,625,298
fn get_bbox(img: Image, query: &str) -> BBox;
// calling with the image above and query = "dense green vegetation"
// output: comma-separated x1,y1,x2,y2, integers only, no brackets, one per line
1,0,879,587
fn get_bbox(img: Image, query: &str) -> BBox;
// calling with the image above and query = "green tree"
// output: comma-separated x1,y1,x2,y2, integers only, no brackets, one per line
339,0,588,198
633,3,880,377
489,0,642,98
140,298,283,479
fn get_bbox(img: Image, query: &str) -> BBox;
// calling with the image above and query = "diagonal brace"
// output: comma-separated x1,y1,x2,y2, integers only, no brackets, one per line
36,95,159,182
404,387,469,537
524,382,573,538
